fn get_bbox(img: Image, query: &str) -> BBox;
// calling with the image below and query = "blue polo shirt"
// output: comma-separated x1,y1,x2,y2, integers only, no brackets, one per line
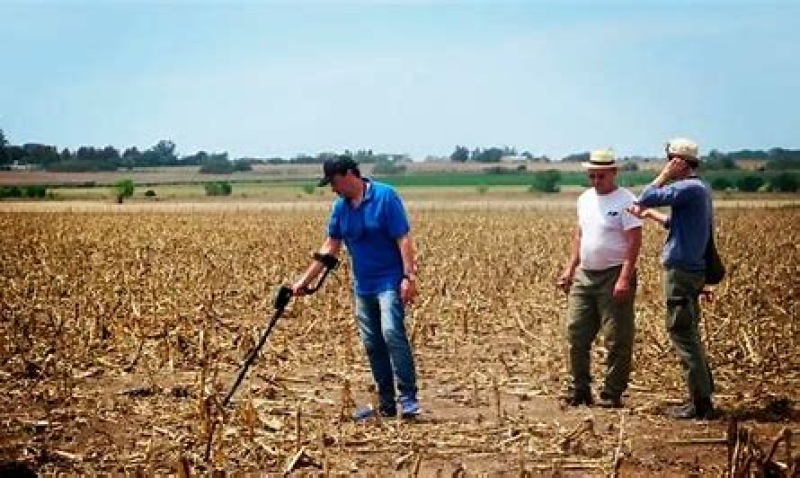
637,177,712,272
327,179,410,295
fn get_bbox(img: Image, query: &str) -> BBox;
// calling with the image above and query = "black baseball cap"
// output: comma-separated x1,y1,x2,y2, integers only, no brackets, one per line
317,155,359,186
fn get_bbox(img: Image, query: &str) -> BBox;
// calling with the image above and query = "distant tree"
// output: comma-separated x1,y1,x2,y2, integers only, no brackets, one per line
23,185,47,198
736,175,764,192
122,146,141,169
181,150,208,166
137,140,178,167
703,155,738,170
0,129,8,166
287,154,323,164
766,148,800,170
75,146,97,162
4,146,25,165
389,153,411,162
726,149,769,161
47,144,118,171
562,152,590,163
204,181,232,196
152,140,177,163
352,149,376,164
373,159,406,175
23,143,60,167
698,148,800,171
711,177,733,191
0,186,22,198
232,159,253,172
472,147,504,163
451,146,469,162
0,149,9,166
122,146,140,158
529,170,561,193
112,179,135,203
101,145,121,164
768,172,799,192
199,154,234,174
765,155,800,171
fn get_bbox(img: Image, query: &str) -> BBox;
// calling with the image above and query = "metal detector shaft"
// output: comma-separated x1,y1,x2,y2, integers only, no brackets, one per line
222,285,293,407
221,254,339,407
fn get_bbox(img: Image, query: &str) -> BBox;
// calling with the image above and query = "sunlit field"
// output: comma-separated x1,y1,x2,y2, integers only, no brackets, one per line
1,204,798,475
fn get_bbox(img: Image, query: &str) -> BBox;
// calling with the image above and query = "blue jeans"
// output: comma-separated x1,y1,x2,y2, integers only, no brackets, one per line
355,289,418,409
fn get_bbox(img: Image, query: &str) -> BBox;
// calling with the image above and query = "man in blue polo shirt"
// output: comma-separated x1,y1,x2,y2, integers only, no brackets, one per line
292,155,421,419
629,138,715,420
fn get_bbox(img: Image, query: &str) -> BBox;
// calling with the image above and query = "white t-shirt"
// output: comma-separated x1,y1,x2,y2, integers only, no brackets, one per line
577,187,642,271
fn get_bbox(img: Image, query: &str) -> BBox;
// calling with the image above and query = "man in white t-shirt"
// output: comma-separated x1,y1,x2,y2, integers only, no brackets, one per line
556,150,643,408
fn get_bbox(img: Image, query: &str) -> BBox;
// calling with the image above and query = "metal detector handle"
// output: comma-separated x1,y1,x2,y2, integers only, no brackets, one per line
302,252,340,294
274,285,294,310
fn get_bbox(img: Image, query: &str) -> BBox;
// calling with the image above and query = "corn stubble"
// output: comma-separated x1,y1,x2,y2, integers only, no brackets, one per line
0,208,797,475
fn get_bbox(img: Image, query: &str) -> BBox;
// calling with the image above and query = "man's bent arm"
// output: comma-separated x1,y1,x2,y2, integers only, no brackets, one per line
294,237,342,291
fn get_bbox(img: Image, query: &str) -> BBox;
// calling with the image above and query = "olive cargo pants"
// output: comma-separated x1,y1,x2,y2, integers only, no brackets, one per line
567,265,636,398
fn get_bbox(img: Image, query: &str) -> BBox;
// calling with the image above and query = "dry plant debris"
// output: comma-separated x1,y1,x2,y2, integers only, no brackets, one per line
0,208,798,475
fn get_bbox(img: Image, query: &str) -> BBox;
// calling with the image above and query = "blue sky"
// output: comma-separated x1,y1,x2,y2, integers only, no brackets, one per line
1,1,798,160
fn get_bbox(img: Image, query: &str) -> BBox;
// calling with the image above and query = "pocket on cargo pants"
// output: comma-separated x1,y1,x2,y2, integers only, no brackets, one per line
666,295,694,332
663,268,703,332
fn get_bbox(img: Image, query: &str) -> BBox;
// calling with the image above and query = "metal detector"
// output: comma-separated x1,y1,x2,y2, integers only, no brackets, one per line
222,252,340,406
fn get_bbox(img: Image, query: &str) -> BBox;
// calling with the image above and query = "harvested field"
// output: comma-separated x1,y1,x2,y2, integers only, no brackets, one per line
1,206,798,475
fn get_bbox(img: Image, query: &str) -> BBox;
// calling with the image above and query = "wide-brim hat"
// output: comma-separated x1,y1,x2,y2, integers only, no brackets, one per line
582,149,617,169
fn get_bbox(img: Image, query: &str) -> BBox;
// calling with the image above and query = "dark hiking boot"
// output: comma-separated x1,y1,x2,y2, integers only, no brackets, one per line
564,389,594,407
597,392,623,409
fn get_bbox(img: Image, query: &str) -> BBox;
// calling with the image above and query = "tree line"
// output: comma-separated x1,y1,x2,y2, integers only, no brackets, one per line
0,129,411,173
550,148,800,172
2,128,799,175
450,146,547,163
0,132,247,173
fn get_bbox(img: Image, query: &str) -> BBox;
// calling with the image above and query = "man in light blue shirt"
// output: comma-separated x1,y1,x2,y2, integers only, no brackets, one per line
630,138,716,420
292,155,421,420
